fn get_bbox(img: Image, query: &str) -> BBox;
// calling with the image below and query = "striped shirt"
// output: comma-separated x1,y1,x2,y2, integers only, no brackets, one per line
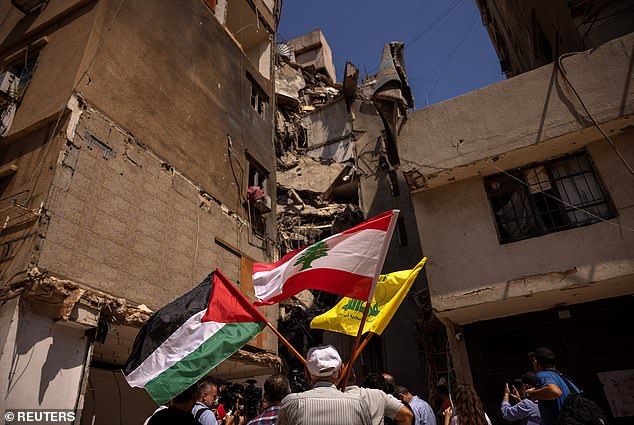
345,385,405,425
277,381,372,425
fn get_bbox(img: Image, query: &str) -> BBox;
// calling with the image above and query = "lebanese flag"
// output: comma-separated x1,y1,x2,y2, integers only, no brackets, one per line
253,210,399,305
123,269,266,404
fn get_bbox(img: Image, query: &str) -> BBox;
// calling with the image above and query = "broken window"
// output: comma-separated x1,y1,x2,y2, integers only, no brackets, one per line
247,155,270,237
4,47,41,100
485,151,614,244
248,75,268,118
0,46,42,136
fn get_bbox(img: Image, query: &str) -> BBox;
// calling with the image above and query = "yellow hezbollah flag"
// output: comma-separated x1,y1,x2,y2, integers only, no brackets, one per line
310,258,427,336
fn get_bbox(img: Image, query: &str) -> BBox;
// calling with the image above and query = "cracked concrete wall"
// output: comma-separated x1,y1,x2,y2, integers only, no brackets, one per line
36,106,278,352
0,120,66,289
410,133,634,324
74,0,276,214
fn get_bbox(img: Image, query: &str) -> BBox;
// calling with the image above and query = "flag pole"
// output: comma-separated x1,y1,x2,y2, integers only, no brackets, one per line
340,210,399,390
340,304,372,389
337,332,375,388
264,319,307,366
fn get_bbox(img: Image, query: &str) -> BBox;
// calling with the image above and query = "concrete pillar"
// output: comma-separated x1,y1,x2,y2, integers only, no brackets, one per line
0,297,93,411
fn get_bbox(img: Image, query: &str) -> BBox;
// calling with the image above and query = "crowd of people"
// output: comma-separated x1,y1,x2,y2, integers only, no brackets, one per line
144,345,594,425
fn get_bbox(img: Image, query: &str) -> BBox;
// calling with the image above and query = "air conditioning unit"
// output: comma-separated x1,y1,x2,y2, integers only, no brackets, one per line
255,195,272,213
12,0,48,14
0,72,20,102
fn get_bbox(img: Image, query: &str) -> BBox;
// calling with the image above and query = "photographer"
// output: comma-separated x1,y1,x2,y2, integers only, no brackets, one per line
224,401,245,425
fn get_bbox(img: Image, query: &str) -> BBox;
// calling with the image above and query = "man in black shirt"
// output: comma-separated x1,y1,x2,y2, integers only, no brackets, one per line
148,384,202,425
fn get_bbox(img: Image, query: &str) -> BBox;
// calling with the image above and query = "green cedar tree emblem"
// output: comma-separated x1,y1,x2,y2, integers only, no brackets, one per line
293,241,329,271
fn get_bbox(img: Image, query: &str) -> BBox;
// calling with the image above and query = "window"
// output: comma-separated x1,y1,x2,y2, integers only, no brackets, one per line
248,75,268,118
1,45,43,136
485,152,614,243
246,156,270,237
4,47,41,100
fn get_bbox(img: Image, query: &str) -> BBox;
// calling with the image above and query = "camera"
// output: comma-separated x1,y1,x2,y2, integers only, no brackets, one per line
243,379,263,419
288,368,311,393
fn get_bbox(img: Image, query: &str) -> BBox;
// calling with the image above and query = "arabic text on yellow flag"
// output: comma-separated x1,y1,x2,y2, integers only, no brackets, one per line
310,258,427,336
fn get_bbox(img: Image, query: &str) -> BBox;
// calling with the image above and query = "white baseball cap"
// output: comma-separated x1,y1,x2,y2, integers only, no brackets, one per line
306,345,342,377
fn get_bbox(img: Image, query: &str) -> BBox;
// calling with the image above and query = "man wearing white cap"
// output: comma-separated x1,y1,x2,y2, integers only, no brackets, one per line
277,345,372,425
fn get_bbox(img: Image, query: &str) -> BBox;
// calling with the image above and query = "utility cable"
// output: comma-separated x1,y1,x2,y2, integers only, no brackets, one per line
556,53,634,177
427,11,478,98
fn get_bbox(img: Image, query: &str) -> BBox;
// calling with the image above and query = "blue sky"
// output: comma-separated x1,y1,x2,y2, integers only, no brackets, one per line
278,0,505,109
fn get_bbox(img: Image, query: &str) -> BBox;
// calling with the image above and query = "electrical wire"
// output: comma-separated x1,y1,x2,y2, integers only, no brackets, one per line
407,0,465,48
426,11,478,98
356,0,466,78
335,1,433,54
556,53,634,177
488,161,634,233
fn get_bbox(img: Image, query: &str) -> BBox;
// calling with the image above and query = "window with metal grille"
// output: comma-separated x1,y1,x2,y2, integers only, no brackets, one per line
485,151,615,244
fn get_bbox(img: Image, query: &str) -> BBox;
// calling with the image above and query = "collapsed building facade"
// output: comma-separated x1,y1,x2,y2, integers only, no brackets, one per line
0,0,282,423
273,29,444,396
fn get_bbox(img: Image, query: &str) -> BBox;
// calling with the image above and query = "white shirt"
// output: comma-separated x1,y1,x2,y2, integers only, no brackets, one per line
346,385,405,425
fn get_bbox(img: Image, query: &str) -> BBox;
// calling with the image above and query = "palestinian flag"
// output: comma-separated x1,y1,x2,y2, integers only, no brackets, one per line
123,269,266,404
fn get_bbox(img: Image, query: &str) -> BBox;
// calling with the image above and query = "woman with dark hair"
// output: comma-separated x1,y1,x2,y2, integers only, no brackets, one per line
443,384,492,425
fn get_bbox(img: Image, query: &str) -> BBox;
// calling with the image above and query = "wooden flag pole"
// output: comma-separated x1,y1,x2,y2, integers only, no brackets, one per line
340,302,372,389
337,332,376,388
264,319,307,366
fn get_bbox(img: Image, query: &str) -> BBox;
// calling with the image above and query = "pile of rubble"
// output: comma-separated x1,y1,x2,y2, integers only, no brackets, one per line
274,31,363,256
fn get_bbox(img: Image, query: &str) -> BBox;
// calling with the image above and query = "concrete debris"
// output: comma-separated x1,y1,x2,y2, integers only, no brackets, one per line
231,348,283,369
274,33,415,369
59,287,86,321
372,42,413,167
275,63,306,103
277,156,346,194
1,268,153,327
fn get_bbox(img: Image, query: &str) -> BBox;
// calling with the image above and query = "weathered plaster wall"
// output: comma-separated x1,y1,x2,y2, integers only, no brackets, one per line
0,120,66,289
411,134,634,323
74,0,276,211
476,0,634,76
400,32,634,191
0,0,98,137
0,298,89,409
475,0,584,75
38,106,274,318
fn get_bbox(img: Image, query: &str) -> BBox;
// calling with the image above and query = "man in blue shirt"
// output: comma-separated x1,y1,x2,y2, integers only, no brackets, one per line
500,372,541,425
396,386,436,425
525,348,579,425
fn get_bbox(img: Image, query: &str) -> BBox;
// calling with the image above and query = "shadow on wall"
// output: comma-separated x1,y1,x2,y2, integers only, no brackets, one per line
8,300,89,406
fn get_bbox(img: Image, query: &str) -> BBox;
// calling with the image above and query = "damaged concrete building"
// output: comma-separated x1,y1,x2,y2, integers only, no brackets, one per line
399,2,634,424
0,0,281,422
274,30,439,395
